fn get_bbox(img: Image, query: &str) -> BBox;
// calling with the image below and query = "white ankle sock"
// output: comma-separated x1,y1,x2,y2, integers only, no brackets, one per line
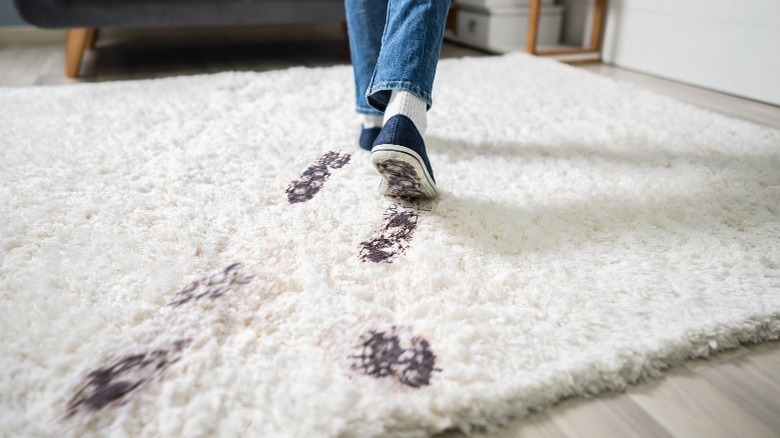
383,90,427,135
361,114,383,129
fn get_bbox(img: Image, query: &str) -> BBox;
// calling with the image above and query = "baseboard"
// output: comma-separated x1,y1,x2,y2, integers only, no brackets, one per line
549,52,601,63
0,26,66,44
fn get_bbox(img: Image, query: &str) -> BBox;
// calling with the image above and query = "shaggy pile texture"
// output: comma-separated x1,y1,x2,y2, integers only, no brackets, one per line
1,54,778,437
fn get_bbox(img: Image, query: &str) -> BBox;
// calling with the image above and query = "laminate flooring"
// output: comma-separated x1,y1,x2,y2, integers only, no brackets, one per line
1,24,778,437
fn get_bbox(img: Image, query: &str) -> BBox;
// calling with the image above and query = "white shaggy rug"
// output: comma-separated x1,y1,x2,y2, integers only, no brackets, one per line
1,53,779,437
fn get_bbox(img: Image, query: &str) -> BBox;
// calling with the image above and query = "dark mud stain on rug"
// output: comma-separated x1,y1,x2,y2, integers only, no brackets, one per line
66,339,191,417
360,204,419,263
349,326,439,388
168,262,254,307
286,151,351,204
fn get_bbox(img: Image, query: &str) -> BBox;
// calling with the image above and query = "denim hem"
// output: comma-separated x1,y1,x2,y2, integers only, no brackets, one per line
366,81,433,112
356,106,385,117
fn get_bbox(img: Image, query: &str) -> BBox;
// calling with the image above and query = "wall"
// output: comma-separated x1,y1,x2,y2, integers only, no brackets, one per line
592,0,780,106
0,1,25,26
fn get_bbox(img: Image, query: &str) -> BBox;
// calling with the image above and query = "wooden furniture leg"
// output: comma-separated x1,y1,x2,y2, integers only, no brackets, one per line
525,0,542,54
65,28,96,78
588,0,607,52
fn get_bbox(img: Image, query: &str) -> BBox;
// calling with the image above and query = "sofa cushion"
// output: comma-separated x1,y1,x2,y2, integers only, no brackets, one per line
14,0,345,29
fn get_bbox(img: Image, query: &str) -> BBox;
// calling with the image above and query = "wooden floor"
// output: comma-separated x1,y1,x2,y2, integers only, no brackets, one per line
1,24,779,437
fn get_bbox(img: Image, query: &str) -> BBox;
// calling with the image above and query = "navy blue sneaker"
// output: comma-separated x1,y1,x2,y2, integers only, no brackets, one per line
370,114,437,199
359,127,381,151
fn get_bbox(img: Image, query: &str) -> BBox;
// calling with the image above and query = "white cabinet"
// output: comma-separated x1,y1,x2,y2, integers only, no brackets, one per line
447,1,564,53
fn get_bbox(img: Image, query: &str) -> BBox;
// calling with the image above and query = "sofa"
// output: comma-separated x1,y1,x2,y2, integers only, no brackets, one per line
13,0,347,77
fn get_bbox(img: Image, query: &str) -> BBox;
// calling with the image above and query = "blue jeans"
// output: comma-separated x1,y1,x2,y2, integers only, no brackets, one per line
345,0,452,116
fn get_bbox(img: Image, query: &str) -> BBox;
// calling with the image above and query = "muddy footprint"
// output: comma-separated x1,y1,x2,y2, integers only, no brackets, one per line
349,326,440,389
286,151,351,204
65,339,192,417
359,204,420,263
64,263,256,418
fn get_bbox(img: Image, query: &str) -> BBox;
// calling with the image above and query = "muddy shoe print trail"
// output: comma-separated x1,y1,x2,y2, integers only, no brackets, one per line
286,151,352,204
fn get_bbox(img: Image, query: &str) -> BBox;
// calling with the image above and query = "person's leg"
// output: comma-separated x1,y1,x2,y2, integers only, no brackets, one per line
344,0,389,150
368,0,452,199
366,0,451,119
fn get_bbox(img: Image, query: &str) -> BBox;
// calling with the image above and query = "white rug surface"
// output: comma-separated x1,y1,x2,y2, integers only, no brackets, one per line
1,54,779,437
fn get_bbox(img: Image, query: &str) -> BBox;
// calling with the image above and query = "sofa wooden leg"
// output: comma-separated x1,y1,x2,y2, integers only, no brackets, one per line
65,28,96,78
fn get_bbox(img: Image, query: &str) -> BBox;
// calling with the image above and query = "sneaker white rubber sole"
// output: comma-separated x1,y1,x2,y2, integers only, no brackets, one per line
371,144,438,199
